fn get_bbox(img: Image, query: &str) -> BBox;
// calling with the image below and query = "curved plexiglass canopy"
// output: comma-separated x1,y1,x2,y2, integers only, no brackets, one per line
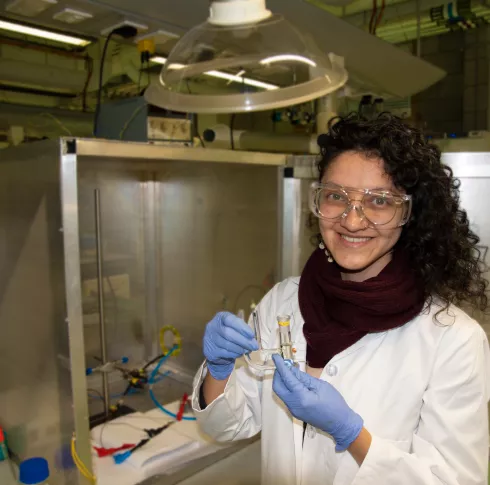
145,5,348,114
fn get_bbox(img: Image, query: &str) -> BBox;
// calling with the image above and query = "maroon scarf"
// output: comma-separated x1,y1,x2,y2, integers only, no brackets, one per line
299,248,425,368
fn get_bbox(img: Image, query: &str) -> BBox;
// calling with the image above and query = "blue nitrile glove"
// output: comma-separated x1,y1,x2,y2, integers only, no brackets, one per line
203,312,259,380
272,354,363,452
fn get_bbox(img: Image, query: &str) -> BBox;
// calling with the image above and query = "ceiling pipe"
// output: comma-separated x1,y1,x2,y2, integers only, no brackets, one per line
76,0,185,35
0,59,86,92
341,0,483,29
0,38,88,60
203,124,320,154
0,102,93,137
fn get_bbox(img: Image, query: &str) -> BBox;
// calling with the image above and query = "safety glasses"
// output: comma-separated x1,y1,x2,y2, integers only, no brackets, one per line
309,181,412,227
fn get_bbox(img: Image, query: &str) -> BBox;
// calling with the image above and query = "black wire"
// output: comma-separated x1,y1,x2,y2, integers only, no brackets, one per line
193,114,206,148
82,56,93,113
137,56,143,93
93,31,116,137
143,354,166,371
230,114,236,150
185,81,206,148
146,58,151,89
98,417,158,448
87,388,104,400
122,382,134,397
123,422,174,458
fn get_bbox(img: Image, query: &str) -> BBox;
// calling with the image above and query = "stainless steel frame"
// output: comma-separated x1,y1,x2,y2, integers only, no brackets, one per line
0,138,286,485
281,156,320,280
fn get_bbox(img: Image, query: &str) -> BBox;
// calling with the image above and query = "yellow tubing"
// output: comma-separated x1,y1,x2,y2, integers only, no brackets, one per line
159,325,182,357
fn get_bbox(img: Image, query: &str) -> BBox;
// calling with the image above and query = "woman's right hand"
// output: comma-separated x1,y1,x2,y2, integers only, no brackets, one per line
203,312,259,380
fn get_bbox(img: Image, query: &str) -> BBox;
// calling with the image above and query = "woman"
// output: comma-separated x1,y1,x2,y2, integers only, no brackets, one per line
191,114,490,485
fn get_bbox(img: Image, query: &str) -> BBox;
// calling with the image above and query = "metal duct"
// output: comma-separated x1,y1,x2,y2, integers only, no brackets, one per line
203,124,320,154
0,103,93,137
0,59,86,93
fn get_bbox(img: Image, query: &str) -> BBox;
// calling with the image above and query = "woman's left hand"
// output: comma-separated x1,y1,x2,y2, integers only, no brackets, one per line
272,354,364,452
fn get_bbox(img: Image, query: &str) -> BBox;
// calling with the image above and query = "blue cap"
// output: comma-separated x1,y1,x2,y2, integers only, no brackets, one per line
19,457,50,484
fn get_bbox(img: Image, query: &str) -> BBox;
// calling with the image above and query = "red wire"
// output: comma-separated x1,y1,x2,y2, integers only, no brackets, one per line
94,443,135,457
374,0,386,34
369,0,378,34
176,393,189,422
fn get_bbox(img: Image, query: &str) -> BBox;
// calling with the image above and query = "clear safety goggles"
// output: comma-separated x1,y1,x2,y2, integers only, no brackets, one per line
309,181,412,228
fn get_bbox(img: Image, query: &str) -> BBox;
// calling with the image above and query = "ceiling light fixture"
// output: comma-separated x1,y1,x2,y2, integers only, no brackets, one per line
53,8,93,24
150,54,278,90
0,18,92,46
145,0,347,114
6,0,57,18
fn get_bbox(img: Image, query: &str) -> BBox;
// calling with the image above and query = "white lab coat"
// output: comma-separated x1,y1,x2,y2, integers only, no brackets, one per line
191,277,490,485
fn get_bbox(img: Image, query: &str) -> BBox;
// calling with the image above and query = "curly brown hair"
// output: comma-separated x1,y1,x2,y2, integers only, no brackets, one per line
315,113,488,315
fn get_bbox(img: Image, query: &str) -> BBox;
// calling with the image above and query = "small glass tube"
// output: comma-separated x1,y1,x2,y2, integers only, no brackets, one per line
277,314,293,362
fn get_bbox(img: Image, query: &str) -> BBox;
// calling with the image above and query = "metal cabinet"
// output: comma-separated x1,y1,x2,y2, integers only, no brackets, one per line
0,139,285,485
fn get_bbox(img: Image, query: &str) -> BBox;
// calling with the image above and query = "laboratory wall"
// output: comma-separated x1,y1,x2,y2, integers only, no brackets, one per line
399,27,490,135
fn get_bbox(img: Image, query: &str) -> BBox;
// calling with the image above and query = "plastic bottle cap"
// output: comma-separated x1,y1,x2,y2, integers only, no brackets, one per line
19,457,50,484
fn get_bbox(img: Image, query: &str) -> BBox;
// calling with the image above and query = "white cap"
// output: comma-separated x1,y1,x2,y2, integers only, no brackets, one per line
208,0,272,26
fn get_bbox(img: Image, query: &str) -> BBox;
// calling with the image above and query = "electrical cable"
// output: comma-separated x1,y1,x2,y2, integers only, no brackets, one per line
38,112,72,136
146,58,151,89
82,56,94,113
87,388,104,400
137,56,143,93
369,0,378,34
71,435,96,484
184,81,206,148
113,422,175,464
93,25,137,136
119,104,147,139
193,113,206,148
230,114,236,150
148,346,196,421
143,353,166,371
93,30,117,136
373,0,386,34
88,388,139,401
97,415,162,449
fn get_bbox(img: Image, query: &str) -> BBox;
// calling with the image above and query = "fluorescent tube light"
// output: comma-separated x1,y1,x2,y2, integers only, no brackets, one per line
260,54,317,67
0,18,91,46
